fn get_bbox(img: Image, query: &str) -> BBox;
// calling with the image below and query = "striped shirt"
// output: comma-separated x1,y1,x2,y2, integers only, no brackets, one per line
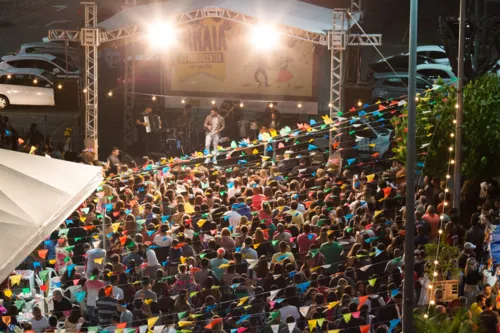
95,296,117,326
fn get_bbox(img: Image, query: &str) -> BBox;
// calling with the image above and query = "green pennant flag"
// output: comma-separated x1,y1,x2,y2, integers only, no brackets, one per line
368,278,377,287
272,240,279,246
58,228,69,236
310,249,319,257
39,270,49,282
269,311,280,320
317,318,325,328
189,291,198,297
127,242,136,248
190,313,203,318
74,237,82,242
64,257,71,263
65,245,75,252
343,313,352,323
87,327,99,333
22,288,30,294
337,111,343,116
14,300,25,310
177,311,187,319
199,253,207,259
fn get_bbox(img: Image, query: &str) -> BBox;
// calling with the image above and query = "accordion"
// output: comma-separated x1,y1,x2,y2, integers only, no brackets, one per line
144,115,162,133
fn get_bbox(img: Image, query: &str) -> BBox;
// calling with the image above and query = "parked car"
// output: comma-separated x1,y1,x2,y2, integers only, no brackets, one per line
416,63,456,85
368,54,437,78
42,37,80,48
0,54,79,78
405,45,450,65
372,72,434,102
17,42,80,65
0,68,56,109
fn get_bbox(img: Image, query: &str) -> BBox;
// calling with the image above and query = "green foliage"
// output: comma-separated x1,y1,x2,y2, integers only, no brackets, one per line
390,79,455,177
414,308,479,333
423,242,460,279
391,75,500,180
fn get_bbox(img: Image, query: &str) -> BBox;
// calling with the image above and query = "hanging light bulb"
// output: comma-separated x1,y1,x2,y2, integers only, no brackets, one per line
455,104,459,109
297,102,302,108
152,96,156,101
269,103,274,108
453,120,457,124
446,174,450,179
438,229,443,234
448,147,453,151
450,133,455,138
434,260,439,265
6,74,11,79
181,98,186,104
108,91,113,97
451,159,455,164
415,96,419,102
357,101,362,107
428,285,433,289
424,314,429,319
328,102,333,108
433,272,438,277
83,88,87,93
57,84,63,90
239,102,244,108
445,188,449,193
33,79,38,84
430,300,435,305
211,99,216,105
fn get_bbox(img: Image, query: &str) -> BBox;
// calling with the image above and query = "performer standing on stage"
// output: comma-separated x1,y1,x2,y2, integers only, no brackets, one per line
203,107,225,164
135,107,152,154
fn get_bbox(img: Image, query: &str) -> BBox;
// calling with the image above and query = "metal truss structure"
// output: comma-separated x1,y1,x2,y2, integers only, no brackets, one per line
81,1,99,156
49,0,380,156
123,39,136,146
328,4,382,157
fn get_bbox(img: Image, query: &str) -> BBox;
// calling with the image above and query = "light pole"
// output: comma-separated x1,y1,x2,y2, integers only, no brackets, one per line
454,0,465,212
403,0,417,332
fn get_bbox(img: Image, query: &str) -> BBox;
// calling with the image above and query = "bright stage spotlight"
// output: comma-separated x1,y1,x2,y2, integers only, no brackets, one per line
250,24,280,50
147,21,178,48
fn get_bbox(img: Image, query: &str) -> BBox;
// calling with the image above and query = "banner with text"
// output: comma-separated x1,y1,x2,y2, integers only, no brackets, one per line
166,18,316,101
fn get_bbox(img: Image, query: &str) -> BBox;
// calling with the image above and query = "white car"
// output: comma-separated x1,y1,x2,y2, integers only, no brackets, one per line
0,54,79,78
416,64,456,85
17,42,80,65
0,68,56,109
405,45,450,65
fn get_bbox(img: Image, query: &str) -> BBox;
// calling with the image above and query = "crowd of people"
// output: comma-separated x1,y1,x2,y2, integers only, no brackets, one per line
1,136,499,333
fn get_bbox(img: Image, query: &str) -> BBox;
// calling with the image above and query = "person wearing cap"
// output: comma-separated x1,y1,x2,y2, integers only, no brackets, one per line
210,248,228,281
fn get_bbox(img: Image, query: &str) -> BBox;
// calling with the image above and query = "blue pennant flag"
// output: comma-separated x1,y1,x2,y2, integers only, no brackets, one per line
147,230,156,236
267,145,273,151
375,248,383,257
105,204,113,212
236,314,251,324
347,158,356,165
390,289,399,297
75,291,86,303
296,281,311,293
308,144,318,151
310,119,316,125
289,271,297,278
237,160,247,165
161,261,168,267
344,214,353,220
389,318,401,333
358,110,366,116
162,166,170,173
125,209,131,215
33,261,41,269
227,182,234,189
5,129,11,136
67,264,76,276
162,216,169,222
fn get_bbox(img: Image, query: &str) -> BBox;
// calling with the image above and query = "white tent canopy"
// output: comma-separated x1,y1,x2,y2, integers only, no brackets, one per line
99,0,353,34
0,149,102,284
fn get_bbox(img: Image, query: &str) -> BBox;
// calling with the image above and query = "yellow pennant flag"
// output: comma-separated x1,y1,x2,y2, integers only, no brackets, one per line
115,329,123,333
112,223,120,232
343,313,351,323
308,320,317,331
94,258,104,264
144,299,153,305
328,330,340,333
327,301,339,310
368,278,377,286
310,266,321,272
147,317,159,328
366,174,375,182
368,143,376,147
48,259,56,265
197,219,207,227
253,243,260,249
237,296,249,307
10,274,22,286
374,210,383,218
322,115,334,125
180,256,186,264
269,129,277,138
219,264,230,269
212,171,218,176
178,321,193,327
252,149,259,155
3,289,12,298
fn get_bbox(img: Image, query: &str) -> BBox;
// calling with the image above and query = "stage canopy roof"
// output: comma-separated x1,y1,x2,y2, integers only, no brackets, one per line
99,0,357,35
0,150,102,284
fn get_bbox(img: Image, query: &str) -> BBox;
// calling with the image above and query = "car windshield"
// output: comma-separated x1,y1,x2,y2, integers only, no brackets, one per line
52,57,78,72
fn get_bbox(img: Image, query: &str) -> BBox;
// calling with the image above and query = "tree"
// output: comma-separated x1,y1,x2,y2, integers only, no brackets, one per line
414,308,477,333
391,74,500,180
439,2,500,81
